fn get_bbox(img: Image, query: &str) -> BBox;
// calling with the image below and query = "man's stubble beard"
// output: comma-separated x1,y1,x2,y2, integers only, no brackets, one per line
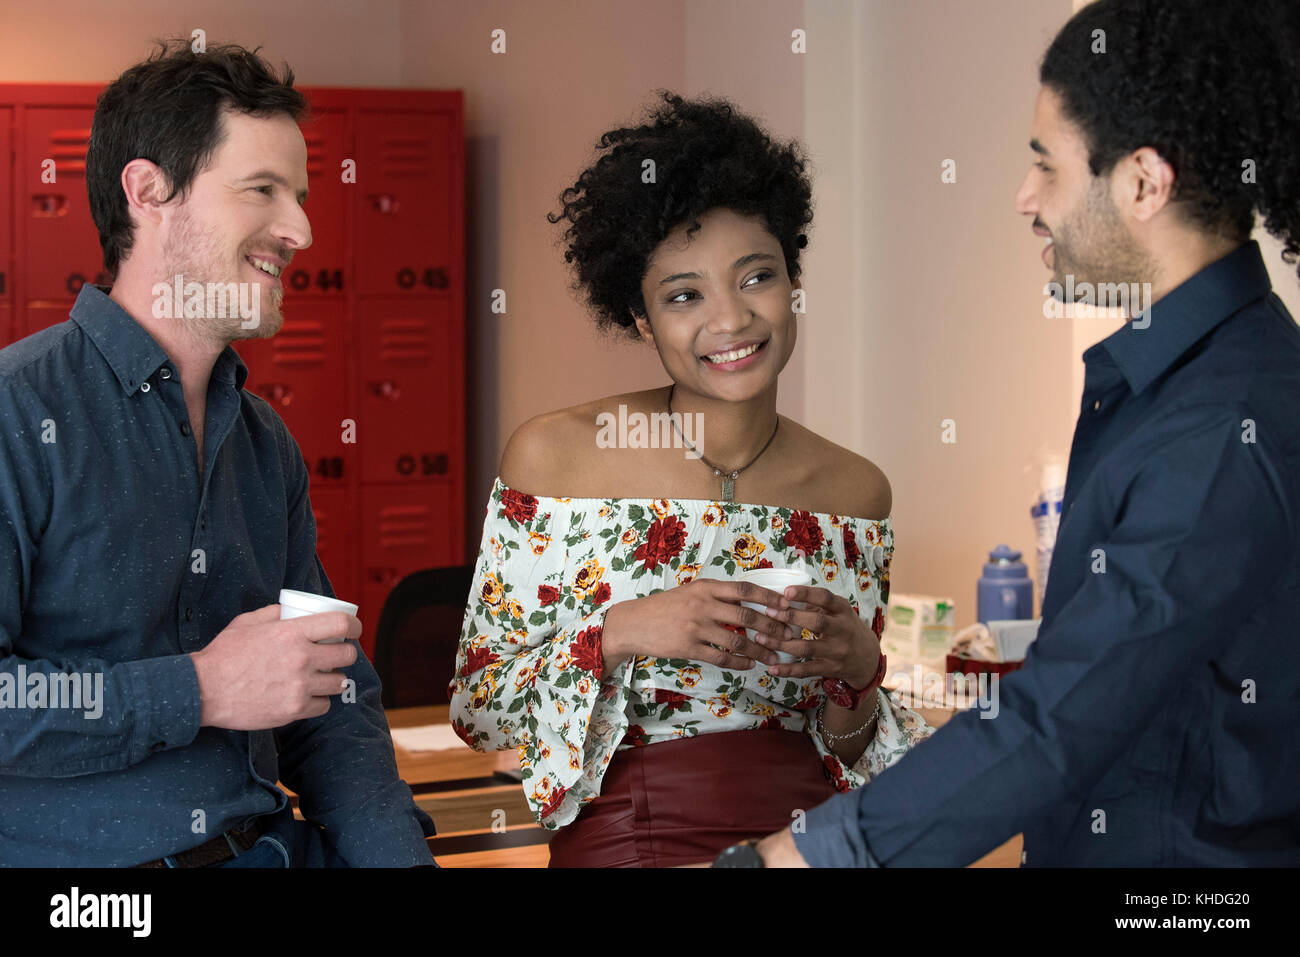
161,206,285,344
1053,175,1156,299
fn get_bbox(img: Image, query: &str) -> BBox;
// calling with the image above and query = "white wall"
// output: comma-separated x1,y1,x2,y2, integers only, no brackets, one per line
683,0,807,422
395,0,691,552
7,0,1290,588
803,0,1076,627
395,0,810,550
0,0,402,85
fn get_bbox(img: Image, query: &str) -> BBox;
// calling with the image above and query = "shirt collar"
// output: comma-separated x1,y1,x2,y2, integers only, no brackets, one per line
69,284,249,394
1087,240,1273,396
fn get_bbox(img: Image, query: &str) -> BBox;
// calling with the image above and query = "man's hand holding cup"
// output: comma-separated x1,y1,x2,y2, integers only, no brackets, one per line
190,590,362,731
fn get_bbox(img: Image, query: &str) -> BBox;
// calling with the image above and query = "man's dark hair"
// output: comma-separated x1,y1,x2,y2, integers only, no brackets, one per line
87,39,307,278
1040,0,1300,282
547,91,813,337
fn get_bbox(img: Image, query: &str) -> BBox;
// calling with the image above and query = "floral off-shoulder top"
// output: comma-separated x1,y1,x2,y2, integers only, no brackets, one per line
448,477,934,828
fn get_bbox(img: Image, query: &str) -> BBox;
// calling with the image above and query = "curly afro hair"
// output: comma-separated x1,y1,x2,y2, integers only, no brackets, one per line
1040,0,1300,283
548,91,813,337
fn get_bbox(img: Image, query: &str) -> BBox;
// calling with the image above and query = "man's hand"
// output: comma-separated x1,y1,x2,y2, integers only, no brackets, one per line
190,604,361,730
756,827,811,867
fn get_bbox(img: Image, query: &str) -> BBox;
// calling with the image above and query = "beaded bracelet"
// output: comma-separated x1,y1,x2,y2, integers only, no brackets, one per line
817,693,881,746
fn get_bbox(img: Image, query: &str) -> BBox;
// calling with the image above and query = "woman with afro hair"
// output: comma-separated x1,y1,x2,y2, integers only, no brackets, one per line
450,92,932,867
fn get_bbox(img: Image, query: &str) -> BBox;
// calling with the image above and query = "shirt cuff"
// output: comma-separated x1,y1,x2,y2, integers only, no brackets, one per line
792,788,882,868
120,653,202,764
329,787,438,867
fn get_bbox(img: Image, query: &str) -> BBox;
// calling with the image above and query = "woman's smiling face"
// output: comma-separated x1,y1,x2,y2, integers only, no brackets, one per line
635,207,799,401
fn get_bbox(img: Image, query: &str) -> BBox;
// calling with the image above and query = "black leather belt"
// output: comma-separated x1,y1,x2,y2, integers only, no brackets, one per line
135,820,264,868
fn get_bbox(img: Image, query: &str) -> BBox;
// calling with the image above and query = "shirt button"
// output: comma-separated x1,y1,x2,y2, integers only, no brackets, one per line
180,423,191,437
140,381,151,393
1092,400,1100,411
160,367,172,380
185,607,194,622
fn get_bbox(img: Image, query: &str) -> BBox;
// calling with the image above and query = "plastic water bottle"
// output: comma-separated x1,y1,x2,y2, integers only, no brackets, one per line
977,545,1033,623
1030,458,1066,614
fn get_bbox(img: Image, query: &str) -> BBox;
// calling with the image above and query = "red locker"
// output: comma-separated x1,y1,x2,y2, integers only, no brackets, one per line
359,482,454,655
23,106,109,301
354,110,455,297
0,107,11,304
309,486,356,609
244,298,352,488
23,302,73,340
284,108,348,298
357,297,460,485
1,84,466,645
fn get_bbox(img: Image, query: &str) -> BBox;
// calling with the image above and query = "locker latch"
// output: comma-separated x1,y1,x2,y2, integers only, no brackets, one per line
369,380,400,400
32,194,69,217
266,383,294,406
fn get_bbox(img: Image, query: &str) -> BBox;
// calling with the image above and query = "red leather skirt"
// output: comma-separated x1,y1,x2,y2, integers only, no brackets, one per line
546,728,837,868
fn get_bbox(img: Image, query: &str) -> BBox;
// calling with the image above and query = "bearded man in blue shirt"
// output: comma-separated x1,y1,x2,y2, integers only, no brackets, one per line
0,41,435,866
723,0,1300,868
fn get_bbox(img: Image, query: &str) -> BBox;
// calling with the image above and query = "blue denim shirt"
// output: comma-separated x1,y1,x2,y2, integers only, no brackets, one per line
795,241,1300,867
0,285,435,866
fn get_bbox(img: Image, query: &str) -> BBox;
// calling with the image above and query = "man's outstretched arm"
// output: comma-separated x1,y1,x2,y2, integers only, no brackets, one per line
773,405,1292,866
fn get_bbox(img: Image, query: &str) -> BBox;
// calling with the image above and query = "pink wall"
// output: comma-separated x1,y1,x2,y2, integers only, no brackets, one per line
0,0,403,85
394,0,691,549
7,0,1289,616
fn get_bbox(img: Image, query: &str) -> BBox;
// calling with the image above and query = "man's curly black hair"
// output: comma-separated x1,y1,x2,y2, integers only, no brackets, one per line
548,91,813,337
1040,0,1300,283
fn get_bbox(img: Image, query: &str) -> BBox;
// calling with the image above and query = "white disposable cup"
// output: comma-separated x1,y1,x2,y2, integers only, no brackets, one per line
279,588,359,643
738,567,812,663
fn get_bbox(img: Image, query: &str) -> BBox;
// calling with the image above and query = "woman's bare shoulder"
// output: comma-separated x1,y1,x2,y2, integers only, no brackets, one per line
498,408,588,495
784,419,893,521
499,389,667,495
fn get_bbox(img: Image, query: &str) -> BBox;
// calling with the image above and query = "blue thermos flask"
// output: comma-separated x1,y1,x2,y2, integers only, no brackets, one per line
977,544,1034,622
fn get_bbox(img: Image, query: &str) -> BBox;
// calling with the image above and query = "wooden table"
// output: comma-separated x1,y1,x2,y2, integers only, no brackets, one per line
384,705,1021,868
383,705,545,867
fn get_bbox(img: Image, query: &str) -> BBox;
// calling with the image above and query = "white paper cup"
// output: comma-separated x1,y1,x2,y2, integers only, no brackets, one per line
279,588,359,643
738,567,812,663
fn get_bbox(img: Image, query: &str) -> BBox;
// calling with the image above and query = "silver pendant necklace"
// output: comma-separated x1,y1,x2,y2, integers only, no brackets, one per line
667,384,780,502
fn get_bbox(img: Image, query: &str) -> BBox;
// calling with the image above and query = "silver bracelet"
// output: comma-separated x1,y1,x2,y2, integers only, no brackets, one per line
817,692,881,746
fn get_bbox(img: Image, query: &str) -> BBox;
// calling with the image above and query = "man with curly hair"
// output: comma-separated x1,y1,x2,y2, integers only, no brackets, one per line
737,0,1300,867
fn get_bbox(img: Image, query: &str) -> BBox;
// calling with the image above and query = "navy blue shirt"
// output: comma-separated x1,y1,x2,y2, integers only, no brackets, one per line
795,241,1300,866
0,285,435,866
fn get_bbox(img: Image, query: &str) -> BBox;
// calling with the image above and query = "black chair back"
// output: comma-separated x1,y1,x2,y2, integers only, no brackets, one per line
373,565,475,709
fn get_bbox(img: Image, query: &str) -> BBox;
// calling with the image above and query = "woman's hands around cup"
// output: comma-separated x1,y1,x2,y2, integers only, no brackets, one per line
604,578,798,671
753,585,880,686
